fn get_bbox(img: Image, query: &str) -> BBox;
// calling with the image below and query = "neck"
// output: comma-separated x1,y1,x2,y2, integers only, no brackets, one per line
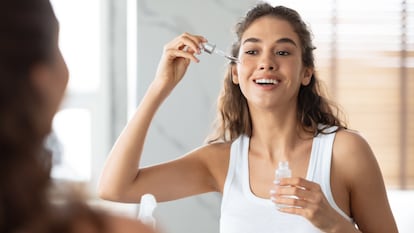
248,104,312,162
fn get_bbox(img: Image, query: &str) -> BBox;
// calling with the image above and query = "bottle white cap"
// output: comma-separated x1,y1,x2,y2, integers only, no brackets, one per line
278,161,289,170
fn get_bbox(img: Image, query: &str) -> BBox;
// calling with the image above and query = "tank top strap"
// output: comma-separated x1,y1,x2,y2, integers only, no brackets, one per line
307,126,352,221
221,135,249,212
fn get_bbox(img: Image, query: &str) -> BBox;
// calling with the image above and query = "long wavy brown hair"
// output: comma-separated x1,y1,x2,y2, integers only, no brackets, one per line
0,0,104,232
207,3,346,143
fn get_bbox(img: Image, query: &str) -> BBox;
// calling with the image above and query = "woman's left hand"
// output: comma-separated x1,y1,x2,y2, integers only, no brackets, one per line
270,177,352,232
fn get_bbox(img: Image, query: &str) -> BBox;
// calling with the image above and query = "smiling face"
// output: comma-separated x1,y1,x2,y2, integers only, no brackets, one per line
232,16,313,110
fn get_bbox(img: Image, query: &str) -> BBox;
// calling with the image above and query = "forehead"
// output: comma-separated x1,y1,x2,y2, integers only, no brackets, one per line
241,16,300,46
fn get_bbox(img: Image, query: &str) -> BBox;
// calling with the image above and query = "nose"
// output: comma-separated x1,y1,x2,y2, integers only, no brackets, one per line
258,53,277,71
259,64,275,70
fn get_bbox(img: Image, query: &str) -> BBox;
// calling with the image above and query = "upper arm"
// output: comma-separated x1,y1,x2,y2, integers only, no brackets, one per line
333,130,398,232
120,142,230,203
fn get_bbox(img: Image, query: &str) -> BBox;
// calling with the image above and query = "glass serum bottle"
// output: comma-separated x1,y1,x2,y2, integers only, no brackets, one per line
274,161,292,209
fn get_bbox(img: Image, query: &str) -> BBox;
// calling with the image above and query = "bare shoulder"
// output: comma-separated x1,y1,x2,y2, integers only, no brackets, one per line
197,141,232,157
195,141,232,192
334,128,372,155
332,128,381,186
332,130,398,232
333,128,375,162
104,214,156,233
189,140,232,164
68,212,156,233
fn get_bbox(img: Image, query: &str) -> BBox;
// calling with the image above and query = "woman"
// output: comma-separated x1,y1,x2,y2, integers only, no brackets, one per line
99,3,397,233
0,0,155,232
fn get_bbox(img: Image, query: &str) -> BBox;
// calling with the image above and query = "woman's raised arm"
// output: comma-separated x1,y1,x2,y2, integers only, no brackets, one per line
97,33,219,203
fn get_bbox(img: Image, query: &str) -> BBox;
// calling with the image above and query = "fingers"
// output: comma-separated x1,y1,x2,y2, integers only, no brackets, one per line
270,178,347,231
164,48,200,63
278,177,321,191
154,32,208,86
272,187,334,229
164,32,207,63
270,177,324,208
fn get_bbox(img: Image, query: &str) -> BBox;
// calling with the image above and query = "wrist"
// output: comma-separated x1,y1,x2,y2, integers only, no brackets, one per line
152,75,178,92
147,79,174,98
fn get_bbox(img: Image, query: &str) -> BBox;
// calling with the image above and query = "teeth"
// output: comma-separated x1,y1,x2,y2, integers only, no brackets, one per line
255,79,279,85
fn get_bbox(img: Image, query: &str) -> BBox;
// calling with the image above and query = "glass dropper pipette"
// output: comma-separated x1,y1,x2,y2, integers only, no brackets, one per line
202,42,239,63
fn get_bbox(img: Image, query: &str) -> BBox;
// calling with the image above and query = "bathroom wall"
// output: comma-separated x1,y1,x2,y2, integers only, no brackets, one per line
135,1,256,233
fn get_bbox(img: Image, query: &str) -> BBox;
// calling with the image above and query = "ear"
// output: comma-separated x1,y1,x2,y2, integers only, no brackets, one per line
231,65,239,84
301,67,313,86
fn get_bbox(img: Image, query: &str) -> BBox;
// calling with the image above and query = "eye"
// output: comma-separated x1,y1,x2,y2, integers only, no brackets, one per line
245,50,258,55
276,50,290,56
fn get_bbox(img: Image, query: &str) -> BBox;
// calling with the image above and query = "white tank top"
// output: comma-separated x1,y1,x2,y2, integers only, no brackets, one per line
220,127,353,233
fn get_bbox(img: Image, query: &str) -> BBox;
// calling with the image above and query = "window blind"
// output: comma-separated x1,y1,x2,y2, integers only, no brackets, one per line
268,0,413,189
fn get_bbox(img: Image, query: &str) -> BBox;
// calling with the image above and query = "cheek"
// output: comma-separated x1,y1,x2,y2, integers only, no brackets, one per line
238,54,256,66
61,62,69,89
284,60,303,78
237,55,256,77
236,65,249,84
57,54,69,91
49,54,69,110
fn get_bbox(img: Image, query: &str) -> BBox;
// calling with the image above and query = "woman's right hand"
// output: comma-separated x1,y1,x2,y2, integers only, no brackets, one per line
154,32,206,89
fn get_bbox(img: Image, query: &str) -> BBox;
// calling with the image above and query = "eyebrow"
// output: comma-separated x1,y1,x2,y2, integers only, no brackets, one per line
242,37,297,47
